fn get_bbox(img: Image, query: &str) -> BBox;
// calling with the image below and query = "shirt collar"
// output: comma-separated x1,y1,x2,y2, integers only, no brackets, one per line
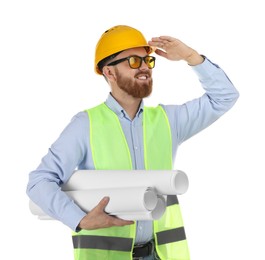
105,93,144,119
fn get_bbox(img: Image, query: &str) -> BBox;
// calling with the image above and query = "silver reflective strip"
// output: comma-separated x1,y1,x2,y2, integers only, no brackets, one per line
156,227,186,245
166,195,179,206
72,235,133,252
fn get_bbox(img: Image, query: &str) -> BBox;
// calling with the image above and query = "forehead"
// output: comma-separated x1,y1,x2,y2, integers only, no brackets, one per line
117,47,148,58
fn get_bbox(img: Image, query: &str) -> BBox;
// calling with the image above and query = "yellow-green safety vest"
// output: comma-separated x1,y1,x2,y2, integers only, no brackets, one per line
72,103,190,260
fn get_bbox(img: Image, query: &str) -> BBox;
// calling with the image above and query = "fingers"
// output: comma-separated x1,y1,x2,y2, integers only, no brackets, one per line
148,38,165,49
96,196,110,211
148,35,198,62
149,36,177,43
148,36,179,48
148,36,182,61
78,197,134,230
154,48,168,59
109,215,134,226
97,197,134,226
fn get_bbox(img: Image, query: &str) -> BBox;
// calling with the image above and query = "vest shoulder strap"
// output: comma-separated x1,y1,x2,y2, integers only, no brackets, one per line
86,103,133,170
143,105,172,170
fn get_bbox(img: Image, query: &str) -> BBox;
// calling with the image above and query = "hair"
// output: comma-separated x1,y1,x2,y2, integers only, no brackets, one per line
97,51,122,74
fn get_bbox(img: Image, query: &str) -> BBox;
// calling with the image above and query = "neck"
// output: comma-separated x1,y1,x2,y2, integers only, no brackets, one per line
111,92,141,119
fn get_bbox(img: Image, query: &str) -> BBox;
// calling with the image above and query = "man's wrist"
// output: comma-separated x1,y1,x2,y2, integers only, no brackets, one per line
186,52,205,66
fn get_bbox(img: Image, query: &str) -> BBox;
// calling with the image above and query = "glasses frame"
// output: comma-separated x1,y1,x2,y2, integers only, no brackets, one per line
106,55,156,69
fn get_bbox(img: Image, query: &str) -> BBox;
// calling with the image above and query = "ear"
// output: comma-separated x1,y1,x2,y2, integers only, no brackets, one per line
102,66,116,81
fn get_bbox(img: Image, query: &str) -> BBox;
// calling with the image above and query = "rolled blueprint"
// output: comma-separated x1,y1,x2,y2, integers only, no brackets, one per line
68,186,158,212
29,201,52,219
30,170,188,221
112,195,166,220
62,170,188,195
29,186,163,220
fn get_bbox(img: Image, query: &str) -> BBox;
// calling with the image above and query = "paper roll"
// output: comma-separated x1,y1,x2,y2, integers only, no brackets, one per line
29,201,52,219
112,195,166,220
68,186,158,213
62,170,189,195
30,170,188,221
29,186,162,220
30,192,166,221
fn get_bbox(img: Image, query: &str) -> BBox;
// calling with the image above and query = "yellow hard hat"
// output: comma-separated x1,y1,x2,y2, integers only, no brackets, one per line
95,25,152,75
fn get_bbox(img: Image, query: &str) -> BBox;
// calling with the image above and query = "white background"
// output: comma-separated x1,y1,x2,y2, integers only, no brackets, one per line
1,0,264,259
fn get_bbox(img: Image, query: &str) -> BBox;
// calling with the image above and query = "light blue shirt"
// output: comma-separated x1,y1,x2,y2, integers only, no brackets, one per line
26,58,239,244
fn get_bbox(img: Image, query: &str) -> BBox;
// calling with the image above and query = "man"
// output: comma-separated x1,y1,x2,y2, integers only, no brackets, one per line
26,25,239,260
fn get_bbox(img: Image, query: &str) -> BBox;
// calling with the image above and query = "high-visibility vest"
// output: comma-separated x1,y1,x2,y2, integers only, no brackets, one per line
72,103,190,260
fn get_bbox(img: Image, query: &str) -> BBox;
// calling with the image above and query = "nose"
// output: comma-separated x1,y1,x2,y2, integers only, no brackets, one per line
139,59,150,70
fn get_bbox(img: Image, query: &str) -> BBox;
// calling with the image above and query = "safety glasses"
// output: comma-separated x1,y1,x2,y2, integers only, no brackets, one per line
107,55,156,69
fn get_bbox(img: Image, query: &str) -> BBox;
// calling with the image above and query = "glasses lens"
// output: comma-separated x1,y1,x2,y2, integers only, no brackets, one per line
145,56,155,69
129,56,142,69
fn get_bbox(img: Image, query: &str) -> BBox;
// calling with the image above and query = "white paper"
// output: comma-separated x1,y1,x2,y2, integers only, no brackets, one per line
62,170,188,195
68,186,158,212
29,201,51,219
112,195,166,220
30,192,166,221
29,186,163,220
30,170,188,221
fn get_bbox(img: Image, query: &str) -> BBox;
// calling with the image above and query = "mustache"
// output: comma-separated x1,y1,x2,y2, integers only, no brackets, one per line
135,71,151,78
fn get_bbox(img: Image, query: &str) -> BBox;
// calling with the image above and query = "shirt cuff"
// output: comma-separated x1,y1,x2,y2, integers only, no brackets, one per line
60,204,87,232
191,55,221,79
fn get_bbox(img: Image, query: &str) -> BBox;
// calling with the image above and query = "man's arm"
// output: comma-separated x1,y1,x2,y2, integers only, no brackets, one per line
148,36,239,144
26,112,134,231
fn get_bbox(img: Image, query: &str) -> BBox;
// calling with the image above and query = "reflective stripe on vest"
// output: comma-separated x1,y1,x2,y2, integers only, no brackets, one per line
156,227,186,245
72,103,190,260
72,235,133,251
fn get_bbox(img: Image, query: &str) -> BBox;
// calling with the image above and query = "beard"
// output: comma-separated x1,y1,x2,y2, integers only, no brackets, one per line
115,68,153,98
